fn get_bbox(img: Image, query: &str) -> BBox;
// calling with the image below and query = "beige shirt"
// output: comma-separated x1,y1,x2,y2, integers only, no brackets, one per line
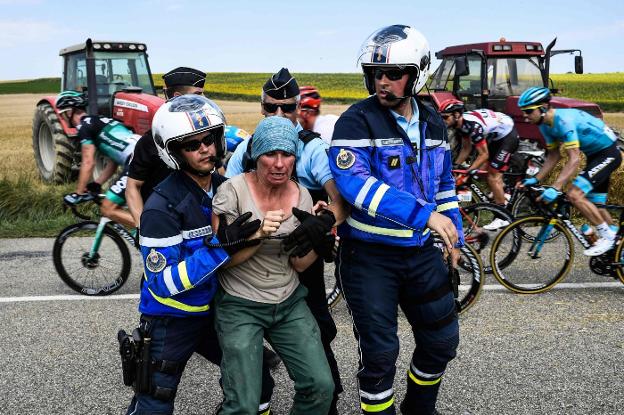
212,174,313,304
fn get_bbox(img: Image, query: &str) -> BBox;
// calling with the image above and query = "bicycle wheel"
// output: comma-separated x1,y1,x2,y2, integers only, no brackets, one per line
510,192,532,218
53,221,131,295
489,216,574,294
461,202,517,274
510,194,564,242
611,238,624,285
456,242,485,314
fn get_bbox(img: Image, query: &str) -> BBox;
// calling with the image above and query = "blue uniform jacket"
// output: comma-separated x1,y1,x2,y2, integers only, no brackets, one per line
138,170,229,317
329,96,464,247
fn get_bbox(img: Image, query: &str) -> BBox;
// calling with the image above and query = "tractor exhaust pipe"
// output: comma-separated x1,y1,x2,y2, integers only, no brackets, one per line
543,37,557,87
85,38,98,116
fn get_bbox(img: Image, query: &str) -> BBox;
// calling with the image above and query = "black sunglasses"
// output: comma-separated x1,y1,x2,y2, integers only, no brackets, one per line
177,133,216,152
521,108,539,115
374,67,407,81
262,102,298,114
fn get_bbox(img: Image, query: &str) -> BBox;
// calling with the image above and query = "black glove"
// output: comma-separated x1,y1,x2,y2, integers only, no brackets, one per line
282,208,336,258
207,212,261,256
313,233,339,263
86,181,102,194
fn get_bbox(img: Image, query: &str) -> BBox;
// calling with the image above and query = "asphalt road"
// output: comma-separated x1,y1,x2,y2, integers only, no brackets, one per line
0,238,623,415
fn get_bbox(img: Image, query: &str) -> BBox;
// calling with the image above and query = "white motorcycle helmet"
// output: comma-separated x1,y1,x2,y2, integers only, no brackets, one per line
152,94,226,170
357,25,431,96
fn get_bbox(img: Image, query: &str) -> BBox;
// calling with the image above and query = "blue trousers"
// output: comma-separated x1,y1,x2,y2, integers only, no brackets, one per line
125,312,274,415
337,238,459,415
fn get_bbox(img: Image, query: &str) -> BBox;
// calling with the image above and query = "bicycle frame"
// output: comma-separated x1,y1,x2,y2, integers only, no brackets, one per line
454,152,542,207
525,189,624,257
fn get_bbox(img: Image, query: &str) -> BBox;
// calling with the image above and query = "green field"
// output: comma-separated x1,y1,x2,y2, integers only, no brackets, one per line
1,72,622,110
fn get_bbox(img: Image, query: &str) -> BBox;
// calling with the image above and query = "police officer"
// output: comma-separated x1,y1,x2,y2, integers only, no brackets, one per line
126,67,282,370
326,26,462,414
126,67,211,226
225,68,347,414
125,94,274,415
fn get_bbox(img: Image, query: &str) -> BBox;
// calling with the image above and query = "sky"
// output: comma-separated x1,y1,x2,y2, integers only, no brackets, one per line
1,0,623,80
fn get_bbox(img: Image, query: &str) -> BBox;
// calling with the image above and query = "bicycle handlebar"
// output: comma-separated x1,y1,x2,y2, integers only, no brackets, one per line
63,193,105,221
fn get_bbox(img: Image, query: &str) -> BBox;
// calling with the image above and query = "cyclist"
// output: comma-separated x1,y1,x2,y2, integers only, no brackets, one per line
297,85,339,145
57,91,137,227
126,94,274,414
518,86,621,256
439,98,519,230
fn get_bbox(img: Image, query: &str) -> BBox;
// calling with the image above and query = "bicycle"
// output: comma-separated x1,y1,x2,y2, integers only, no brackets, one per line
453,149,543,218
53,194,138,295
489,186,624,294
325,235,485,314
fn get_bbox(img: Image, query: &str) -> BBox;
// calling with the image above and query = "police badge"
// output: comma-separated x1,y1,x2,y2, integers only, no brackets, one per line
336,149,355,170
145,249,167,273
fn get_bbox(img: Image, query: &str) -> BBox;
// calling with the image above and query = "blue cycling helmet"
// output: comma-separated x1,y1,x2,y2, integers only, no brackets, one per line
518,87,551,109
224,125,251,152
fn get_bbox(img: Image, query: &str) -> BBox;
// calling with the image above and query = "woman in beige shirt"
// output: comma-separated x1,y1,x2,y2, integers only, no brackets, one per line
212,116,334,415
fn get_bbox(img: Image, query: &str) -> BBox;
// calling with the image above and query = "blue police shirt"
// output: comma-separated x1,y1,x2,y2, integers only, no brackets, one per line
390,98,420,162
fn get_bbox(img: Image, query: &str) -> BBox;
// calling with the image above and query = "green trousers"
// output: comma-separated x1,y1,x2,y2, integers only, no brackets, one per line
215,284,334,415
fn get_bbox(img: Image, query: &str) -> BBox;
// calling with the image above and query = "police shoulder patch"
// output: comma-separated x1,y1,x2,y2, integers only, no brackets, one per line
145,249,167,273
336,149,356,169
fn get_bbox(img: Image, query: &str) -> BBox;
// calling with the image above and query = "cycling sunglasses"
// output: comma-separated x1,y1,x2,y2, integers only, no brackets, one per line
521,107,538,115
177,133,216,152
374,67,408,81
262,102,298,114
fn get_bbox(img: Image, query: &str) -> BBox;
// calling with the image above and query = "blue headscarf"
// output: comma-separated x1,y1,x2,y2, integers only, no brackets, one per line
251,116,298,161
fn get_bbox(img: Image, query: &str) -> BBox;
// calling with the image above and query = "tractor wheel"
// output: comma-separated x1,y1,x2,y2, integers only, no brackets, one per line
32,102,76,183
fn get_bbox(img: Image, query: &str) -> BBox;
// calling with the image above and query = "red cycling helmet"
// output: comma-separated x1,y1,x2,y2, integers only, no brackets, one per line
438,98,465,114
300,85,322,110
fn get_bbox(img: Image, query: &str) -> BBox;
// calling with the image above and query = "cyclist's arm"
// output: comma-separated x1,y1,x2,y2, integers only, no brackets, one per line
535,148,562,184
467,142,489,171
552,147,581,190
76,144,96,194
454,136,472,165
126,177,144,227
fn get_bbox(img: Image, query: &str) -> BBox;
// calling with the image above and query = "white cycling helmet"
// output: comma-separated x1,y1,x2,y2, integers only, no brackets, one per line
357,25,431,96
152,94,226,170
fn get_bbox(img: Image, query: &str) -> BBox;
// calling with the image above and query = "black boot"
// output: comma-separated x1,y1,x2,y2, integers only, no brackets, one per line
262,345,281,370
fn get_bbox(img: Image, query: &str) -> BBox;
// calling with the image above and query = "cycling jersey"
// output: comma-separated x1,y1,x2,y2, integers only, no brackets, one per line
540,108,617,156
459,109,514,147
77,116,137,165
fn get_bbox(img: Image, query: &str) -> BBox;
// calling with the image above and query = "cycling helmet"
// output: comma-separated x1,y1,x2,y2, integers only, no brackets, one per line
152,94,226,170
300,86,322,110
518,87,551,109
56,91,87,110
357,25,431,96
438,98,465,114
224,125,251,152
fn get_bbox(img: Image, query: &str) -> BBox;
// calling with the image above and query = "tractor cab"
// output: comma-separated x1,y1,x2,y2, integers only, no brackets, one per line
426,38,600,148
60,39,157,117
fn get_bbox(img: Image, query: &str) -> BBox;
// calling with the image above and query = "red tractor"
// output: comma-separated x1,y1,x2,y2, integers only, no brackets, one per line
424,37,600,151
32,39,164,183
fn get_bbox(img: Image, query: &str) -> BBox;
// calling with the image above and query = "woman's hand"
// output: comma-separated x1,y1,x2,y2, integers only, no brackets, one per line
312,200,329,213
258,209,285,238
